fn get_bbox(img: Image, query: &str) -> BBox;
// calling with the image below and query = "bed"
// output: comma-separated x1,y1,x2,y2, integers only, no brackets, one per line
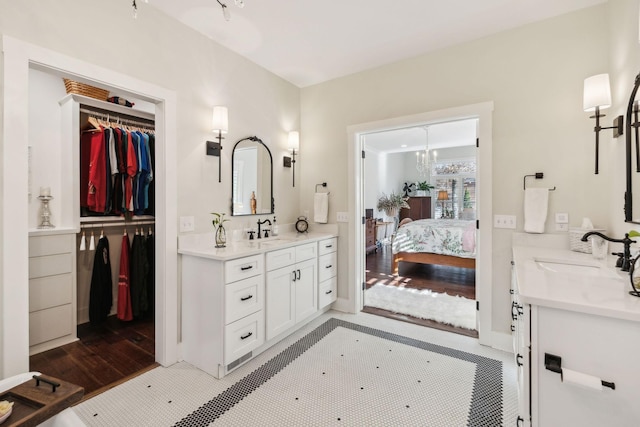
391,218,476,274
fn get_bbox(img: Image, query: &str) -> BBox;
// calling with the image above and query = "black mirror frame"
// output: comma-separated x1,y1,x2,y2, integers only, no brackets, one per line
625,73,640,223
230,136,275,216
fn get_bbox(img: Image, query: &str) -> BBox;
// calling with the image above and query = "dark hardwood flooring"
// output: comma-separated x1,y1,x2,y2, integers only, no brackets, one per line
365,247,478,338
29,316,157,401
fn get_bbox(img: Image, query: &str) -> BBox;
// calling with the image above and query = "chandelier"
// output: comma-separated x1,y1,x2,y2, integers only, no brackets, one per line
416,126,430,177
216,0,245,21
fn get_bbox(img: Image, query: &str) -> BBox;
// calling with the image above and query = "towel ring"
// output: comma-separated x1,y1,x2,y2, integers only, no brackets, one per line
524,173,556,191
315,182,328,193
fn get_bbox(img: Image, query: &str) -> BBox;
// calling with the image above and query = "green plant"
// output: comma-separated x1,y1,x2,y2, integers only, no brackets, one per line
417,181,434,192
376,192,410,213
463,188,472,209
211,212,229,229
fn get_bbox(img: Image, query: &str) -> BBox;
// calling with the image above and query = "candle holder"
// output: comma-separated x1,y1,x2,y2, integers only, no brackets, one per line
37,195,55,229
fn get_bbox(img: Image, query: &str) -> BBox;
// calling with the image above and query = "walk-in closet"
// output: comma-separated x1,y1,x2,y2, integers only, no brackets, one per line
27,68,158,396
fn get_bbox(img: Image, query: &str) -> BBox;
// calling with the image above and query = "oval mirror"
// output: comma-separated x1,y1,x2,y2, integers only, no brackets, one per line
231,136,274,216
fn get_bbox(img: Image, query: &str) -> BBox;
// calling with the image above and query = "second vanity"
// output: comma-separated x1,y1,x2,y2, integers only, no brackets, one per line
178,231,337,379
511,234,640,426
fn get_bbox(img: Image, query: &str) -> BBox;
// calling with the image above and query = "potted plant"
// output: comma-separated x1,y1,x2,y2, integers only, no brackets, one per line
376,192,410,217
211,212,229,248
415,181,434,197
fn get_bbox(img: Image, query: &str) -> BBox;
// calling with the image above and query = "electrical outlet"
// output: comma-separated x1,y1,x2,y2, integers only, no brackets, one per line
494,214,516,229
180,216,195,232
556,223,569,232
337,212,349,223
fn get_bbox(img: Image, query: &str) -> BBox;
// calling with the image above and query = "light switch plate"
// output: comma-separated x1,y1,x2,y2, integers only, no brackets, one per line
337,212,349,222
494,214,516,229
555,212,569,224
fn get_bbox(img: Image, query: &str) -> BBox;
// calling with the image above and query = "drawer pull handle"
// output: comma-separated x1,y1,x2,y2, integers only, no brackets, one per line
516,416,524,427
325,264,332,269
292,270,297,282
297,269,301,280
516,354,523,367
240,265,254,271
240,332,253,340
325,244,333,248
240,295,253,301
325,290,333,295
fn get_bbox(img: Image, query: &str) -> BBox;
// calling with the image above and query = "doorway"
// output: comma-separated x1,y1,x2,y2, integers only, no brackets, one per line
345,102,494,346
361,121,478,337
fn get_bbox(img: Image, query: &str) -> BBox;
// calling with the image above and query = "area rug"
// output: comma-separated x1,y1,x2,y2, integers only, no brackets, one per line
75,318,508,426
365,283,476,330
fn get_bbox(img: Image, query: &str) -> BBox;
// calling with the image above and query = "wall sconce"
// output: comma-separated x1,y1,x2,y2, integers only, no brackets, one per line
284,131,299,187
207,106,228,182
437,190,449,218
583,74,623,174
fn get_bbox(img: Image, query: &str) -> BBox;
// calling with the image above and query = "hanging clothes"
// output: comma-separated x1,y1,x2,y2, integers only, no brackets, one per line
117,233,133,321
89,235,113,324
130,233,149,318
80,127,107,213
145,230,155,318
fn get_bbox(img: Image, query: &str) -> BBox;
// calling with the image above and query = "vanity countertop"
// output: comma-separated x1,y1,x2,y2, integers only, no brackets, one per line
178,231,337,261
513,245,640,322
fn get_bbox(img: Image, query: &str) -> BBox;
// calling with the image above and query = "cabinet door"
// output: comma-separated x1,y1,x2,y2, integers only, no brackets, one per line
295,258,317,323
266,266,296,341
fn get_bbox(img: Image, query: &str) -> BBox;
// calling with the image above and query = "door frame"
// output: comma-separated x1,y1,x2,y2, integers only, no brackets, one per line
343,102,493,346
1,36,179,376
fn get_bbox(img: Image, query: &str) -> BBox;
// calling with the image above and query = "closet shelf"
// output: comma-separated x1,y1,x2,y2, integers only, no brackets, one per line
80,215,155,225
60,94,155,121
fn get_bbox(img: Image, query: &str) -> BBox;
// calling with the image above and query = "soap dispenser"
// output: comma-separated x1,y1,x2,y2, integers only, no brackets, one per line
272,216,279,236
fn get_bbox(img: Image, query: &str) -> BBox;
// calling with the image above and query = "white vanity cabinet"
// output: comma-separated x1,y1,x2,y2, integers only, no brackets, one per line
318,237,337,308
28,232,78,355
181,253,265,379
265,242,317,341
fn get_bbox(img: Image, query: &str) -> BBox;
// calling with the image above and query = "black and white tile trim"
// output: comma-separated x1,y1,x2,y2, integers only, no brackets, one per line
174,318,503,427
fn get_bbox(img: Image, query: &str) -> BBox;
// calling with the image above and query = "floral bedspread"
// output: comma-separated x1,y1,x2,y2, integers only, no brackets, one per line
392,219,476,258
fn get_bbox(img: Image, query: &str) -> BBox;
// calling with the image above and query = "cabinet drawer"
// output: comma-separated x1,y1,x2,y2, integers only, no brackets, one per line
225,275,264,324
29,304,73,346
266,247,296,271
225,254,263,283
319,276,337,309
318,237,337,256
29,274,73,312
295,242,317,262
29,234,73,257
224,311,264,365
318,252,337,283
29,253,73,279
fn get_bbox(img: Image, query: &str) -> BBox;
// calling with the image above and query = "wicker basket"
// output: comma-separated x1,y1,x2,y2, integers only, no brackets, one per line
569,227,606,253
63,79,109,101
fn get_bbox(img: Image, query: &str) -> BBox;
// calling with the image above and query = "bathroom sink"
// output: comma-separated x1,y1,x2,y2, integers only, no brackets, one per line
258,238,294,248
534,257,619,278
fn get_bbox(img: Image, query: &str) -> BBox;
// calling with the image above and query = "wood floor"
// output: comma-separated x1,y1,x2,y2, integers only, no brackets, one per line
364,247,478,338
29,316,157,401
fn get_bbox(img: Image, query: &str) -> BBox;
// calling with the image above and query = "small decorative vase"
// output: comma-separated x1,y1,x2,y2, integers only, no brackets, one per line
215,225,227,248
384,207,398,218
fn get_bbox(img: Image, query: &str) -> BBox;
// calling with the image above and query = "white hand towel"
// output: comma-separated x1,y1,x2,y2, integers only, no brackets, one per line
524,188,549,233
314,192,329,223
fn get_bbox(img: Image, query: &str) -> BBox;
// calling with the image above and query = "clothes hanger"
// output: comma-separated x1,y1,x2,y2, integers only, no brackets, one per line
79,231,86,251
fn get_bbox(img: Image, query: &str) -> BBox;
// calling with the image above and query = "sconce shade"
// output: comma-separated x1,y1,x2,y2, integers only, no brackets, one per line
583,74,612,112
437,190,449,201
212,106,228,133
288,131,300,151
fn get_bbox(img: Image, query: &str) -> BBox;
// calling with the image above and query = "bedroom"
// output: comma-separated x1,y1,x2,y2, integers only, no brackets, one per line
363,119,478,336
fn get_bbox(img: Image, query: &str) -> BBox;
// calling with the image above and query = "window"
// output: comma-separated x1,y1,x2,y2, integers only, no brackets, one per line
432,159,476,219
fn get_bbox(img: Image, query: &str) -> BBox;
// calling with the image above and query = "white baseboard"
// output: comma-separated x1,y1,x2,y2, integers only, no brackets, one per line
491,331,513,353
331,297,355,313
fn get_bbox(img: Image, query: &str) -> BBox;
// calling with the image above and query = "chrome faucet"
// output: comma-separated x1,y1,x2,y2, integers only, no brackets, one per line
581,231,636,271
257,218,272,239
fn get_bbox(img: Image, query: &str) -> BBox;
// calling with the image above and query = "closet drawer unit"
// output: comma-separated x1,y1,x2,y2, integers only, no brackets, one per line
266,247,296,271
28,253,73,279
29,234,73,257
319,276,337,308
318,252,337,283
29,274,73,312
225,254,263,284
318,237,337,256
295,242,317,262
224,311,264,365
29,304,73,346
225,275,264,324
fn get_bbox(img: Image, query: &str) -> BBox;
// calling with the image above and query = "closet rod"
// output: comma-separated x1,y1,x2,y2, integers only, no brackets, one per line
79,107,155,129
80,220,155,229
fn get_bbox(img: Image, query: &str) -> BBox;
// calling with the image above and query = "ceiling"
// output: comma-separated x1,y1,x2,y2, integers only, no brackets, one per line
149,0,605,88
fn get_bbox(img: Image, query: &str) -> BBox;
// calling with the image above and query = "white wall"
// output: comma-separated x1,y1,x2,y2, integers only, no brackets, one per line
300,4,612,336
363,149,407,220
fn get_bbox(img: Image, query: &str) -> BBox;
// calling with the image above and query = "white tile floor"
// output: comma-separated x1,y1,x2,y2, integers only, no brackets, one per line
74,311,517,426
